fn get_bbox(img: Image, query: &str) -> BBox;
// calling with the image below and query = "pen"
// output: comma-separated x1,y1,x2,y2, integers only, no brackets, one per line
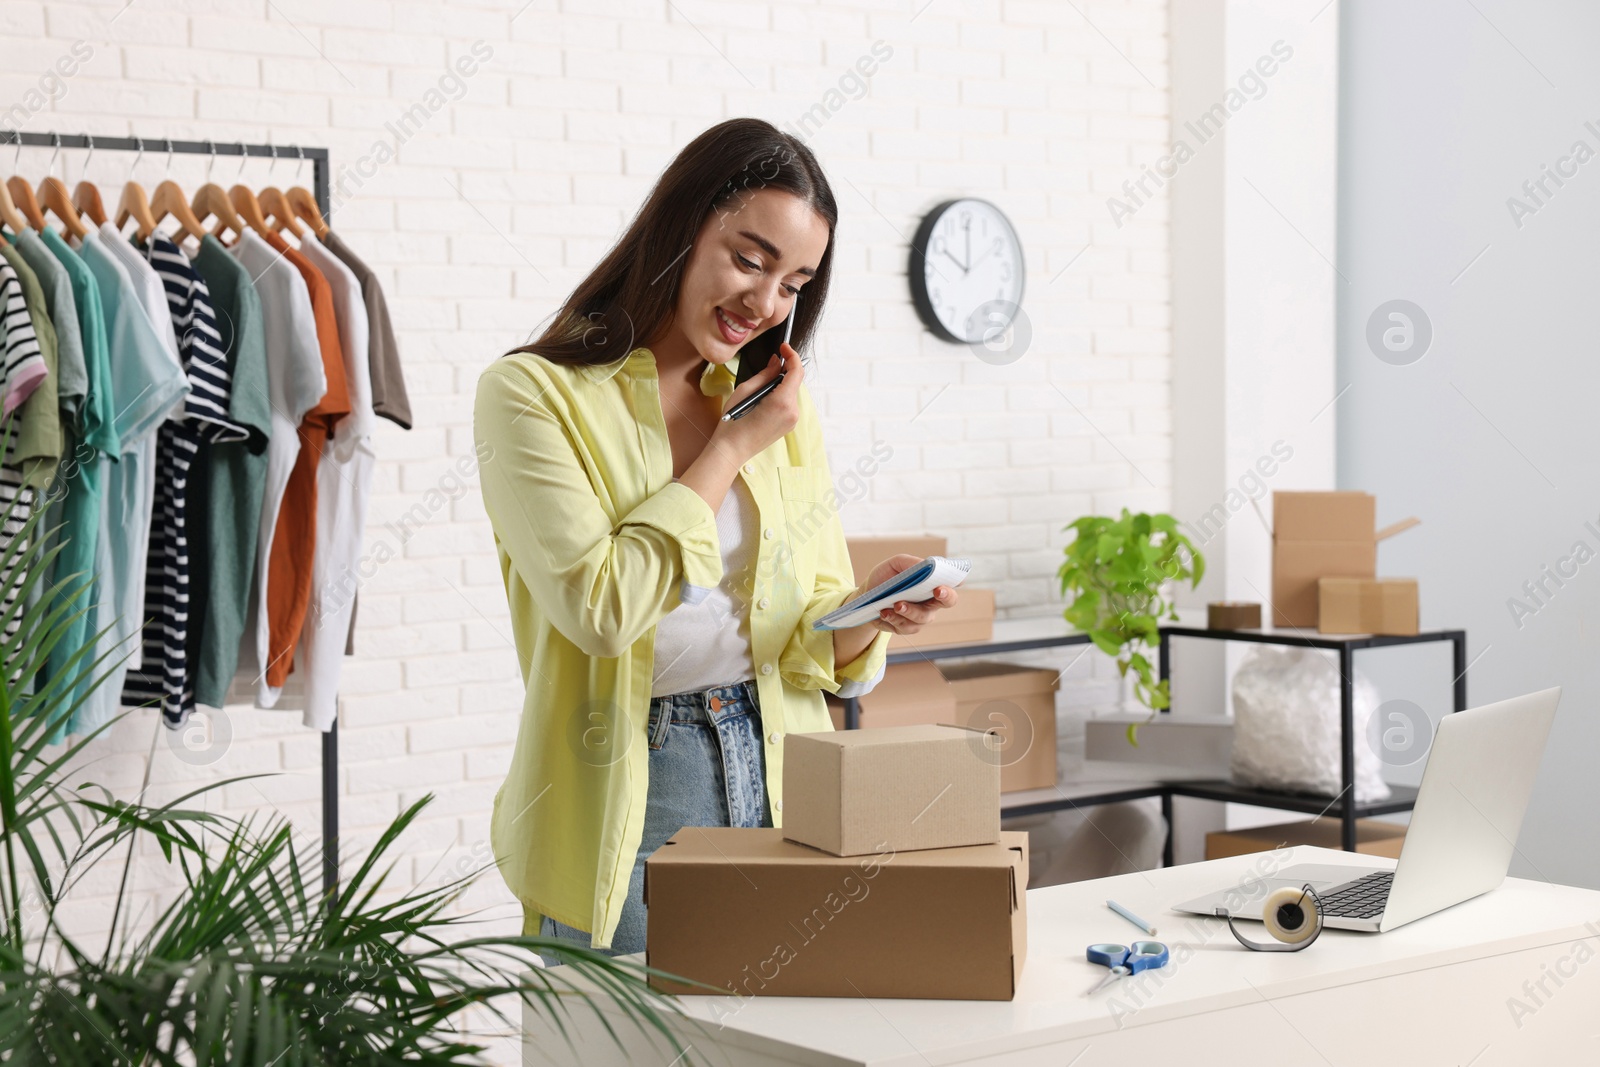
722,292,799,422
1106,899,1157,936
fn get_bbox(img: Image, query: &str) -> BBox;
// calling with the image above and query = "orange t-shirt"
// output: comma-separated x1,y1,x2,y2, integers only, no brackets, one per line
260,229,350,687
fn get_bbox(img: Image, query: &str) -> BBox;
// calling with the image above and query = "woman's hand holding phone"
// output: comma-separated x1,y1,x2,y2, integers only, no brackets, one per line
713,343,803,461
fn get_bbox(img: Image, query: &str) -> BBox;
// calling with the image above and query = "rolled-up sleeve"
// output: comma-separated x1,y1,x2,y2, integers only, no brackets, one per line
776,384,893,695
474,364,722,659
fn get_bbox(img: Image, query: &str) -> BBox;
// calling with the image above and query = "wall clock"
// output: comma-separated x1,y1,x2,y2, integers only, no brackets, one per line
909,197,1025,344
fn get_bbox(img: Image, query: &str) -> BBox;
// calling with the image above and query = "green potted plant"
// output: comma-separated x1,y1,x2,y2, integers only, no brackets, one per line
0,470,702,1064
1056,509,1205,745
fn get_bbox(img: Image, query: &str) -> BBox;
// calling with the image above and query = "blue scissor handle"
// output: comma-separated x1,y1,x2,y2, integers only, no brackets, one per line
1087,940,1170,974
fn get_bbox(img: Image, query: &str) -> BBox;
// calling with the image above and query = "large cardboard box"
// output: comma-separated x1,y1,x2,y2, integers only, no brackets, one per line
1205,817,1407,861
938,661,1060,793
846,534,996,649
1270,492,1419,627
1318,577,1419,635
645,827,1028,1000
825,659,957,731
782,723,1000,856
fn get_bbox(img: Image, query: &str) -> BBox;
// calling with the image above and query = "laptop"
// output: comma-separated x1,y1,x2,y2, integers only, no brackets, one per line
1173,686,1560,933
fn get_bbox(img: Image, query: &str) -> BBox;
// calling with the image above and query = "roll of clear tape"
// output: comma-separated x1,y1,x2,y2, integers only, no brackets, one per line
1218,883,1325,952
1261,886,1320,944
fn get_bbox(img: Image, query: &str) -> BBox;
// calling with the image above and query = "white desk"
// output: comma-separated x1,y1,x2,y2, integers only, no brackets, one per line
524,845,1600,1066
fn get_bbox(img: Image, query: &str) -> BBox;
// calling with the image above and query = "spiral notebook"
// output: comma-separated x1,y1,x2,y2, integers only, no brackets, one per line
811,556,972,631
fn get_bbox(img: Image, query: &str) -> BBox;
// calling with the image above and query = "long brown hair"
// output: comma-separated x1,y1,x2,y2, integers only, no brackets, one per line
506,118,838,371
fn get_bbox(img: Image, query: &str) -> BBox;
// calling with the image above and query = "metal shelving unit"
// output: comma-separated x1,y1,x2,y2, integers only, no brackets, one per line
839,615,1470,865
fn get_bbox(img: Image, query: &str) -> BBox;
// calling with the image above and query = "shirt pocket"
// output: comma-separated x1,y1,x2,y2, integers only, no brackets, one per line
775,464,832,595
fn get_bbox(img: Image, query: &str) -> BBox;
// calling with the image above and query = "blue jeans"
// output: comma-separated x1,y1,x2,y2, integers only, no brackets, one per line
538,678,770,965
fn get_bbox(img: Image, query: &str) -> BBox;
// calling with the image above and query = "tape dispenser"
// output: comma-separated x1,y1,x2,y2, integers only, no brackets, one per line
1216,883,1326,952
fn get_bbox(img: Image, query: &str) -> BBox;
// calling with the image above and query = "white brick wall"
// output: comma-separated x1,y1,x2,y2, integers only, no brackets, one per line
13,0,1170,1055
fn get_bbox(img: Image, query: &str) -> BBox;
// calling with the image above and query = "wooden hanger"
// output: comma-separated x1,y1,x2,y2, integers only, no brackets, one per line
0,181,25,235
5,178,44,231
227,183,271,238
70,134,108,227
258,186,305,239
74,180,108,228
286,186,328,239
115,179,156,240
192,182,246,243
38,175,90,240
151,181,207,246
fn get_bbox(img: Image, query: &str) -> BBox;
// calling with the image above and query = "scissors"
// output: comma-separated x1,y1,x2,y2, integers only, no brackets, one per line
1085,940,1170,995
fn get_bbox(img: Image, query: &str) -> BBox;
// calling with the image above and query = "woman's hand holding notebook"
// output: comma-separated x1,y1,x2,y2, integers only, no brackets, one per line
811,556,972,631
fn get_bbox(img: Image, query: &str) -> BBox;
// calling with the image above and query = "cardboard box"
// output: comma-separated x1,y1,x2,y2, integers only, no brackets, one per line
1207,601,1262,629
645,827,1028,1000
938,661,1060,793
846,534,946,587
901,585,995,650
782,723,1001,856
825,660,958,731
846,534,996,649
1270,492,1419,627
1205,817,1407,861
1318,577,1419,635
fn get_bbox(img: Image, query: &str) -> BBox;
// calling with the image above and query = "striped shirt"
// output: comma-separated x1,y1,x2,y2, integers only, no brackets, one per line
0,262,44,646
120,234,250,726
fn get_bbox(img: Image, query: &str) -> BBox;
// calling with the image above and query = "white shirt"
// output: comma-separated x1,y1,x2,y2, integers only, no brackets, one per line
651,476,760,698
265,232,376,730
222,229,326,710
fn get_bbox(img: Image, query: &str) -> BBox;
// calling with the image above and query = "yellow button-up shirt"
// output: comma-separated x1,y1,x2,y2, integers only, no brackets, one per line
474,345,892,947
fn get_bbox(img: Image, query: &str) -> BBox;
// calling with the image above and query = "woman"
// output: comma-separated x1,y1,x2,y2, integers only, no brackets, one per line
473,118,959,958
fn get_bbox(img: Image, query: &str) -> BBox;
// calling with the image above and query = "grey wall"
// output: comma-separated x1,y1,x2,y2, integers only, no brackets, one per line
1337,0,1600,888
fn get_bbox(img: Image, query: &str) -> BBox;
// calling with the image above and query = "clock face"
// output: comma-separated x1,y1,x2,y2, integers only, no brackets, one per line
909,198,1025,345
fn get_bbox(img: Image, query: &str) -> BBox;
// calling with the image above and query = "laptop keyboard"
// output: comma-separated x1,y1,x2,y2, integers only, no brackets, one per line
1316,871,1394,919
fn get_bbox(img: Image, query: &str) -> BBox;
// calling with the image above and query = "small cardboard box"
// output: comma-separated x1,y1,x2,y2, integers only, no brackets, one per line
782,723,1001,857
1270,492,1419,627
846,534,946,587
1205,817,1407,861
938,661,1060,794
645,827,1028,1000
901,585,995,650
1318,577,1419,635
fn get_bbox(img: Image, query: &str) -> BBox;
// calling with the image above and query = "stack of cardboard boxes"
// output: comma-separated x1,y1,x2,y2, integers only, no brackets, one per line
1270,491,1421,635
829,534,1062,796
644,724,1027,1000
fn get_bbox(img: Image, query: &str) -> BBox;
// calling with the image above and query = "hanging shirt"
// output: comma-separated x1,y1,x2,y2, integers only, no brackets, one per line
225,230,326,708
66,231,189,736
120,233,251,727
264,231,373,730
35,228,118,741
6,229,83,654
321,230,411,430
188,234,272,714
0,246,62,494
0,256,50,647
8,230,86,432
253,230,349,694
0,262,47,417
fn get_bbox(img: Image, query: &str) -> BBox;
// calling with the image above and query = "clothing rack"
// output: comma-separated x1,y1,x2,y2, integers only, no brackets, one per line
3,130,342,900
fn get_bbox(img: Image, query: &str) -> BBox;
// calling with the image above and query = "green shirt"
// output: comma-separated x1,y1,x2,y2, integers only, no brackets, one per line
474,346,890,948
0,242,61,491
188,235,273,710
7,230,86,432
35,228,118,740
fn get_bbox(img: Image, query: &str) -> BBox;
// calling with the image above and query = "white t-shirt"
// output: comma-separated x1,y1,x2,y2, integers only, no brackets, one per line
651,476,759,698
